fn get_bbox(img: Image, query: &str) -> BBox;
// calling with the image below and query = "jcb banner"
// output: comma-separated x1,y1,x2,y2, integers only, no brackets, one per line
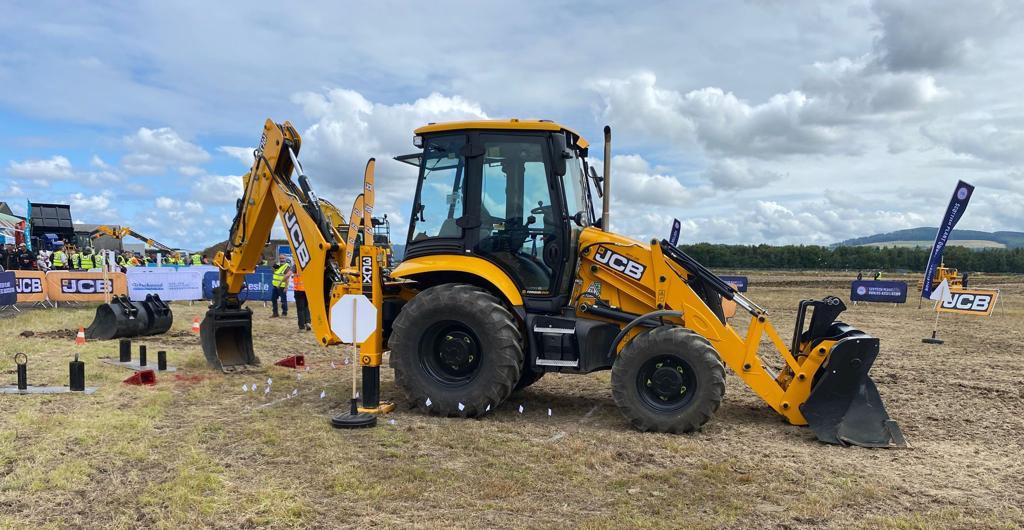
13,270,47,303
45,271,128,302
935,288,999,316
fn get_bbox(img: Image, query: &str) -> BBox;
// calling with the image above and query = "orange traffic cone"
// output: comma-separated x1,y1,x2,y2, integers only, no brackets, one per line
75,326,86,345
191,317,200,334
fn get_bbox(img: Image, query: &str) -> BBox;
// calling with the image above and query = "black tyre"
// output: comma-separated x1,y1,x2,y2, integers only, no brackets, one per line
389,284,523,416
611,326,726,433
513,365,545,392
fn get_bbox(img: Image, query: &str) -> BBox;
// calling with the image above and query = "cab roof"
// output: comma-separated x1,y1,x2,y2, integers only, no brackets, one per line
414,119,589,148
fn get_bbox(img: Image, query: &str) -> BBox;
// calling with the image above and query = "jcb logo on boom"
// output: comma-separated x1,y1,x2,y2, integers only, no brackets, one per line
284,206,311,270
594,246,646,281
61,279,112,294
939,291,998,315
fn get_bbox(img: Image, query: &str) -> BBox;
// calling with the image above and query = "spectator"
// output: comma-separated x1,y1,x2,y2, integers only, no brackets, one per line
292,272,310,331
0,243,10,271
36,250,51,271
856,271,863,281
961,272,969,288
16,243,35,270
70,248,81,270
874,271,882,280
52,245,68,270
270,255,291,318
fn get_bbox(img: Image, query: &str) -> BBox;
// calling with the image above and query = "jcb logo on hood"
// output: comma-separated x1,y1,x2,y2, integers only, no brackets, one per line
594,246,645,281
284,206,311,270
61,279,112,294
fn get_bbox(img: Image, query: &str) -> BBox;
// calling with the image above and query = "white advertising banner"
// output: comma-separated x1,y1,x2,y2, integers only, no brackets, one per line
126,268,206,301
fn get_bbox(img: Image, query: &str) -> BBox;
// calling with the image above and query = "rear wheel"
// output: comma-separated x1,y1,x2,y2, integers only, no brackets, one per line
611,326,725,433
514,365,545,392
390,284,523,416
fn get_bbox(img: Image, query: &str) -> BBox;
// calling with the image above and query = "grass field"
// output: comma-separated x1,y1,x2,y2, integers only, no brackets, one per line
1,271,1022,529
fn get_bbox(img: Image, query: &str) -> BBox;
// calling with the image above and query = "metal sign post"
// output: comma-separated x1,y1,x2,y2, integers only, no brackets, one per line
330,294,378,429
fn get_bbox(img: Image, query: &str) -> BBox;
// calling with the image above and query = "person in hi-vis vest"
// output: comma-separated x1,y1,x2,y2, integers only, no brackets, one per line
52,246,68,270
270,255,292,318
292,272,310,331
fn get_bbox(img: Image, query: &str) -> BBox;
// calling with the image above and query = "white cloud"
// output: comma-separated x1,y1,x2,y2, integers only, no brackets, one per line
191,175,243,203
701,159,782,190
291,88,489,238
217,146,254,166
8,155,73,180
90,155,110,169
122,127,210,174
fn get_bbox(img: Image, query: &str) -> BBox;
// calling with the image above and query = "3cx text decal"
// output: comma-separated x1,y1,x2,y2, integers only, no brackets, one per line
284,206,311,270
361,256,373,285
594,246,645,281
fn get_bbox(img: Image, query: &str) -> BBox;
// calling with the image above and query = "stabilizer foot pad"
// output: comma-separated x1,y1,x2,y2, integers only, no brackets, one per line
331,413,378,429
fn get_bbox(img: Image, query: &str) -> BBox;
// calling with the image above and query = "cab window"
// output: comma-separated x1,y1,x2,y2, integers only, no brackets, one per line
409,135,466,241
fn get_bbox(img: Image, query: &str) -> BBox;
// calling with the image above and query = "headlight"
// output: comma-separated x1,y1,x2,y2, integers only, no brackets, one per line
413,135,423,148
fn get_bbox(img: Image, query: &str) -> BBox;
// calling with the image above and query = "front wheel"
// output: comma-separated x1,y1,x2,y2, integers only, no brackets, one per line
389,284,523,417
611,326,726,433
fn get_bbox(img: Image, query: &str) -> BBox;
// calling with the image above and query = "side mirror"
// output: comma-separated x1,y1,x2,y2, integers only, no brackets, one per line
551,133,571,177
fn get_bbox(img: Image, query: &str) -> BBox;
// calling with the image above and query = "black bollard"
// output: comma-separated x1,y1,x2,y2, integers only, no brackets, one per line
119,339,132,362
157,351,167,371
15,353,28,390
139,345,147,367
69,354,85,392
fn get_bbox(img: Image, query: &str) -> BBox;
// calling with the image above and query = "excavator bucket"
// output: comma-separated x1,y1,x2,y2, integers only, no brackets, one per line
200,307,260,372
85,295,173,340
141,294,173,336
794,298,906,448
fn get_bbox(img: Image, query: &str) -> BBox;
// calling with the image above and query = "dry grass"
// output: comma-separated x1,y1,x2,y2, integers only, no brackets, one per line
0,272,1022,529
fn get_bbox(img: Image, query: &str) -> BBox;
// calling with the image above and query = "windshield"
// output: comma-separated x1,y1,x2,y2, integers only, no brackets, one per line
563,149,592,227
407,135,466,242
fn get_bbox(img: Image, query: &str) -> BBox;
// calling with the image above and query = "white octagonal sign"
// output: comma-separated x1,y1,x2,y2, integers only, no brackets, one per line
330,294,378,344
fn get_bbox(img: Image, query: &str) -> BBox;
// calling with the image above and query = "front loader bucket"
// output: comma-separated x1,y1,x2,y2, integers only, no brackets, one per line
85,296,152,340
200,307,260,372
800,336,907,448
140,294,173,336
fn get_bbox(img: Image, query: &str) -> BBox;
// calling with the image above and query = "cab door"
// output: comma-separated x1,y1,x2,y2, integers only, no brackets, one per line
468,133,571,310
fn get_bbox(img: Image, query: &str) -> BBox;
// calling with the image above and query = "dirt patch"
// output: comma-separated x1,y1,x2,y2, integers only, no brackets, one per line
23,328,77,340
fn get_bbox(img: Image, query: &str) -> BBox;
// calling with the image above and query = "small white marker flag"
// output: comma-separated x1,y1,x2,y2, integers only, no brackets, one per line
930,278,953,305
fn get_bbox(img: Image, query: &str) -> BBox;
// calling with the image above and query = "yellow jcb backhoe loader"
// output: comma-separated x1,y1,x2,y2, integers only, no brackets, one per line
202,119,905,447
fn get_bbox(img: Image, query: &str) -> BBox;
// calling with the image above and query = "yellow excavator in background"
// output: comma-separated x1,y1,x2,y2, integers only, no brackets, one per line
90,225,175,252
202,118,905,447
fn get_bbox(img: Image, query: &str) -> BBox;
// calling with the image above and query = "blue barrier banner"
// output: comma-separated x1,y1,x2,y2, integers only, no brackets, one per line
922,180,974,299
851,280,908,303
719,275,748,292
202,268,293,302
0,271,16,305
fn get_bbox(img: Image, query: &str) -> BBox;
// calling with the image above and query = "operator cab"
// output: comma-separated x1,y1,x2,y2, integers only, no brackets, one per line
396,120,599,311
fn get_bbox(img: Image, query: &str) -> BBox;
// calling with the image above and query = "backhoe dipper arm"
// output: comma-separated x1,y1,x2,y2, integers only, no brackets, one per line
204,119,348,371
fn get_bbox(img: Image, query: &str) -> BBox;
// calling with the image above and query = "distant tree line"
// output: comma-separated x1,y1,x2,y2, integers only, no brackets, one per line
678,243,1024,273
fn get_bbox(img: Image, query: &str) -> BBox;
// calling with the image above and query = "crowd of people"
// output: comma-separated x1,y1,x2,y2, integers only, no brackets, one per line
0,241,210,273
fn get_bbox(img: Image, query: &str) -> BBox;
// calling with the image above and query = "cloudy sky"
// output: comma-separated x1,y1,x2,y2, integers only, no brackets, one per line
2,0,1022,249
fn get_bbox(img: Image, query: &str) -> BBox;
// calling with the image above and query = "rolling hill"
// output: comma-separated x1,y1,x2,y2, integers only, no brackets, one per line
838,228,1024,249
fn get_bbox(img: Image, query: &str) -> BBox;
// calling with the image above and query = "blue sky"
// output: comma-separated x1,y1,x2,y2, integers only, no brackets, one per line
2,0,1022,249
